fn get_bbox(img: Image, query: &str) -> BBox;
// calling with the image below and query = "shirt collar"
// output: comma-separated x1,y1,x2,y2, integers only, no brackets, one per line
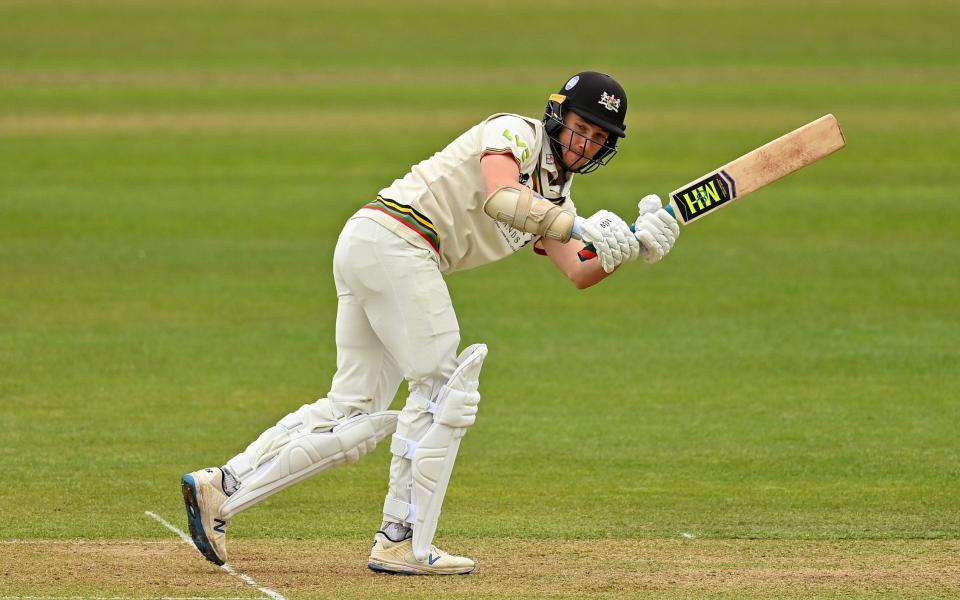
539,132,574,195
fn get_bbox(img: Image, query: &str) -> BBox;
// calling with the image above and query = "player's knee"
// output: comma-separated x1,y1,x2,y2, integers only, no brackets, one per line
405,331,460,383
327,396,372,421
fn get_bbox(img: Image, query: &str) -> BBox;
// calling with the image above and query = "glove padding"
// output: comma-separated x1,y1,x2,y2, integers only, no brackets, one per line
579,210,640,273
634,194,680,264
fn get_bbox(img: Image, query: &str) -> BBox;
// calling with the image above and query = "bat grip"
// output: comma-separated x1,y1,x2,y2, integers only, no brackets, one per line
577,204,675,262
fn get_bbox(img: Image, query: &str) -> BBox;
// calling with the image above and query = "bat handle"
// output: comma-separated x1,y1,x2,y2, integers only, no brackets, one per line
577,204,675,262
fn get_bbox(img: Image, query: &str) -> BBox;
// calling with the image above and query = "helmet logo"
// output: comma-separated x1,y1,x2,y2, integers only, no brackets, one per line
564,75,580,90
598,91,621,113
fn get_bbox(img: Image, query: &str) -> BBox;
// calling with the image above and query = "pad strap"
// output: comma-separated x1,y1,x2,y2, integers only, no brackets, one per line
383,496,416,523
226,454,256,480
390,434,417,460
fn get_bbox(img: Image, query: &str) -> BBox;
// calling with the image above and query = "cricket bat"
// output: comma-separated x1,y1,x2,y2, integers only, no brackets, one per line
578,114,846,261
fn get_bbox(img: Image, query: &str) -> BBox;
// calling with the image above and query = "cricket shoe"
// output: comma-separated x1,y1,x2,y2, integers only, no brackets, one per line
181,467,230,566
368,531,475,575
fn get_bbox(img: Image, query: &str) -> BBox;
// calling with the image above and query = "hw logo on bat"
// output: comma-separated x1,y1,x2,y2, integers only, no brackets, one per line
671,170,737,223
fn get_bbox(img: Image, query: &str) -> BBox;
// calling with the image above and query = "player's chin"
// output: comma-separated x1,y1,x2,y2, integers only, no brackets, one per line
564,151,590,172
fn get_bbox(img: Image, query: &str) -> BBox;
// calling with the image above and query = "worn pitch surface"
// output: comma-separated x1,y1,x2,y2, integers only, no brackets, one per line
4,538,959,599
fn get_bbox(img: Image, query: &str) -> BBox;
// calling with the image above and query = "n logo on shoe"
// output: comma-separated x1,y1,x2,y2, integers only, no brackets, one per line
213,519,227,533
427,553,441,565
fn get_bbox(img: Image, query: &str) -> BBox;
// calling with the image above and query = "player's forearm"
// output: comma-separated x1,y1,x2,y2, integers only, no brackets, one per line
541,237,612,289
566,253,612,289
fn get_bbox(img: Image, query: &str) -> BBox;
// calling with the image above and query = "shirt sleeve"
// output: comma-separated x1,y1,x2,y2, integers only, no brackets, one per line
480,115,539,172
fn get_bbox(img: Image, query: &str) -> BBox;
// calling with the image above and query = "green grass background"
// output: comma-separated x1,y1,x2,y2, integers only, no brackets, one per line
1,0,957,546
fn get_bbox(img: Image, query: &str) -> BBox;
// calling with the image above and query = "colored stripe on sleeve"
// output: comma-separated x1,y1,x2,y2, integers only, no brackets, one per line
481,147,522,169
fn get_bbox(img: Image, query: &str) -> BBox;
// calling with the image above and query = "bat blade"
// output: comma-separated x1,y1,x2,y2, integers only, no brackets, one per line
668,113,846,224
576,114,846,262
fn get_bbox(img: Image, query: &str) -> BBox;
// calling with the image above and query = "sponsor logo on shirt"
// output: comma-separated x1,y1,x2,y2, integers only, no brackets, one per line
501,129,531,163
494,220,534,251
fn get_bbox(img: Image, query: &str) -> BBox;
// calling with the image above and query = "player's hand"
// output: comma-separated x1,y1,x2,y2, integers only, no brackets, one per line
634,194,680,264
579,210,640,273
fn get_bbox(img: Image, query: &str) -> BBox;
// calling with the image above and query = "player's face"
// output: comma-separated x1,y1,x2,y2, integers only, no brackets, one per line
559,112,610,171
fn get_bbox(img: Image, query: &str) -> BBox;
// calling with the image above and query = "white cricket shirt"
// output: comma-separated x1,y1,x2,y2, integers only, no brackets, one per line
351,113,577,274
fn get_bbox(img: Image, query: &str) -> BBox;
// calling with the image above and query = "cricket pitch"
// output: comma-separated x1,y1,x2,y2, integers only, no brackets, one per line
3,537,958,599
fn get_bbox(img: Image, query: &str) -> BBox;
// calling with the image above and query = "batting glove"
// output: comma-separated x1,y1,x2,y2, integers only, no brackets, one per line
634,194,680,264
579,210,640,273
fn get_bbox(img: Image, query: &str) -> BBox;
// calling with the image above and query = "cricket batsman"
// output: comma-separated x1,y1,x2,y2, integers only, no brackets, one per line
181,71,680,575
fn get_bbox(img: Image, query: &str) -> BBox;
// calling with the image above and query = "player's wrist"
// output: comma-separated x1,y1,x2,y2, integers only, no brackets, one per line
571,216,586,241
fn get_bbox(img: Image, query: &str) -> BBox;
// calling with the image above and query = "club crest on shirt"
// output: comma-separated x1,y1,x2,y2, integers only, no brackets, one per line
598,91,621,112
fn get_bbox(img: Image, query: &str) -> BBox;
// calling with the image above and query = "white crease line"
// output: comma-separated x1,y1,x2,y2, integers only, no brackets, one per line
0,597,253,599
144,511,194,545
144,511,287,600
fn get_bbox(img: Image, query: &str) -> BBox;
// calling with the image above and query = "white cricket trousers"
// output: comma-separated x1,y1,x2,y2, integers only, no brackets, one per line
329,218,463,525
329,217,460,416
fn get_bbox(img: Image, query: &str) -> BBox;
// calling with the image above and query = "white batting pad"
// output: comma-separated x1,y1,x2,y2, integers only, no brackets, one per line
410,343,487,561
221,400,398,519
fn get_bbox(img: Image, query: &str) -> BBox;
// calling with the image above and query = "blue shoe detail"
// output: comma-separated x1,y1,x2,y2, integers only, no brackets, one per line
428,553,441,565
367,562,413,575
181,473,225,566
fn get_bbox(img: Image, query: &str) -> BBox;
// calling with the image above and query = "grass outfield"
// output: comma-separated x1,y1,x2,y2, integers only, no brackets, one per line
1,1,958,598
